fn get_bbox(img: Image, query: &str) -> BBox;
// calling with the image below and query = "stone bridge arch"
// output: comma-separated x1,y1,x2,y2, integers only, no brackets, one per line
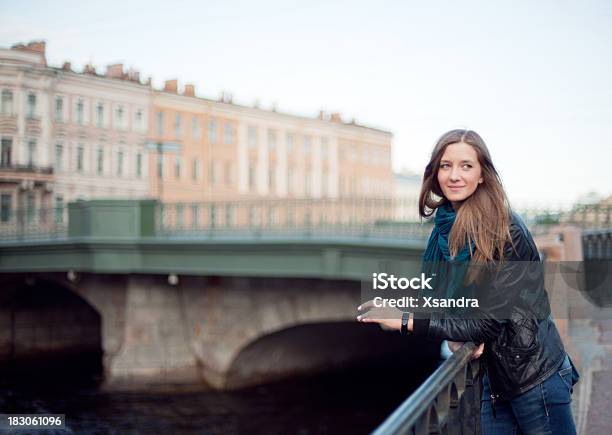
0,274,103,382
224,320,416,390
180,276,363,389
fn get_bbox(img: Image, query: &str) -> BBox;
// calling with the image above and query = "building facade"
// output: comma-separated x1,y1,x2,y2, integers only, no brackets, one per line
0,41,150,228
50,61,150,203
0,43,55,227
151,80,393,203
1,40,394,230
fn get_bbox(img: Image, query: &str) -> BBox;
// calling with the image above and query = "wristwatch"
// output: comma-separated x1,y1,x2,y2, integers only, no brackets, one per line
401,311,411,336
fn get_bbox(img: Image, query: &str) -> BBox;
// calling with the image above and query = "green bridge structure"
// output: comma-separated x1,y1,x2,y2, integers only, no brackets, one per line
0,199,429,280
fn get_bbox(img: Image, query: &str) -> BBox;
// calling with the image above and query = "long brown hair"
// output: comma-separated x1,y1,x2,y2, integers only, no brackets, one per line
419,129,512,262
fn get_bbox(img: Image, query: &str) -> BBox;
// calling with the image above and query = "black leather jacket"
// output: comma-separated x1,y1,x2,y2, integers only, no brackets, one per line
413,211,571,400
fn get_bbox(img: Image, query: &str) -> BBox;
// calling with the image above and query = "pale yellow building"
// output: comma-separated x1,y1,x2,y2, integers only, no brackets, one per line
150,80,394,204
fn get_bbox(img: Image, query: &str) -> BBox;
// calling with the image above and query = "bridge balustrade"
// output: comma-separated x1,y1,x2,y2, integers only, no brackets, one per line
0,198,610,243
373,342,482,435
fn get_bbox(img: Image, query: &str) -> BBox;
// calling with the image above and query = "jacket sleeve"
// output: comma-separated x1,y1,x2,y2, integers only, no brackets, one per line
413,215,543,343
414,315,504,343
412,296,508,343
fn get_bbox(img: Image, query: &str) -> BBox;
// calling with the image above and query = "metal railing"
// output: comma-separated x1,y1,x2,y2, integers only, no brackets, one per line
155,197,432,240
583,228,612,260
0,163,54,174
0,205,68,241
519,203,612,235
373,342,482,435
0,197,610,242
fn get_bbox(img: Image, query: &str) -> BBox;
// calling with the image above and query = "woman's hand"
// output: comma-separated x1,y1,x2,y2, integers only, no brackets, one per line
448,341,485,360
357,300,403,331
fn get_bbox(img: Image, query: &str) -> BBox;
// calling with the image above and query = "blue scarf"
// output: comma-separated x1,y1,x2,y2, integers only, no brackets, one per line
423,202,472,262
422,202,472,300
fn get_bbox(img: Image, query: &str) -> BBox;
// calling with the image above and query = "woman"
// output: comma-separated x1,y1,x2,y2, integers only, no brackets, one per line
357,129,579,434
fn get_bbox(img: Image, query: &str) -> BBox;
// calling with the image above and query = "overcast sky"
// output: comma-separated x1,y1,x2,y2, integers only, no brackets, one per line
1,0,611,206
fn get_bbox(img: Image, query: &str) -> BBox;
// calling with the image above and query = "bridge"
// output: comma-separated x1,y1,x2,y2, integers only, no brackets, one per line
0,199,433,390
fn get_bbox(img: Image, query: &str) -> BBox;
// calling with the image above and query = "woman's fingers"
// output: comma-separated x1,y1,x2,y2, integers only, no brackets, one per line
447,341,484,360
357,301,403,332
359,317,402,331
357,299,376,312
471,343,485,360
357,306,401,321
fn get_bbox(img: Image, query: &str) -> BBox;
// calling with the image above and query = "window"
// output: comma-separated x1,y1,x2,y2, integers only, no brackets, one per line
248,206,257,226
26,193,35,224
157,111,164,136
1,90,13,114
27,140,36,167
209,204,216,228
225,205,235,226
192,159,200,181
192,116,200,140
176,204,184,227
97,148,104,174
116,105,124,128
248,126,257,149
174,156,181,179
76,99,84,125
303,135,312,154
287,169,293,195
225,161,232,185
191,204,199,227
267,129,277,151
54,196,64,224
0,194,11,223
224,123,233,144
55,97,64,121
209,161,217,185
96,103,104,128
135,109,143,130
27,93,36,118
268,206,276,226
1,138,12,167
321,170,328,197
321,137,329,159
76,145,84,172
286,206,294,224
54,144,63,171
175,113,182,138
248,165,256,190
305,172,311,196
136,153,142,178
268,167,275,192
208,118,217,144
117,151,124,176
286,133,294,153
157,154,164,178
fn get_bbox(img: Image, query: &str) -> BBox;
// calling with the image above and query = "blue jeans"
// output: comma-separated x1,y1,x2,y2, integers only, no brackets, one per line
481,354,577,435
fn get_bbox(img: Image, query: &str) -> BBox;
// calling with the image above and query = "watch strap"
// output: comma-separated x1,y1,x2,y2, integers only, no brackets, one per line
401,311,410,335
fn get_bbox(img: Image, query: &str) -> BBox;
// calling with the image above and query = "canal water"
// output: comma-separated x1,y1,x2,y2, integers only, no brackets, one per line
0,353,438,435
